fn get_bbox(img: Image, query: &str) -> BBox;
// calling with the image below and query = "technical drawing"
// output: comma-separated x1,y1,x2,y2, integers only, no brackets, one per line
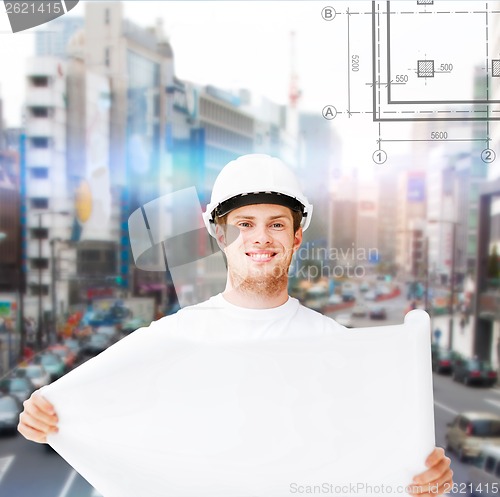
325,1,500,163
371,1,500,122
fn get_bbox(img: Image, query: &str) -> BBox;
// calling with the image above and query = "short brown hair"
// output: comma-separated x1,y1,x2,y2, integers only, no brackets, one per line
214,208,302,234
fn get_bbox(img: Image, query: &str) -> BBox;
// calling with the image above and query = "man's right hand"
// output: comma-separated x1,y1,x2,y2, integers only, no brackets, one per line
18,391,58,443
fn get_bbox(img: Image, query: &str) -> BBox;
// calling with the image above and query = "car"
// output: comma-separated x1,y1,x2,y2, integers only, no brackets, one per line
341,282,357,302
431,347,454,375
369,305,387,320
63,338,83,360
364,290,377,301
0,376,36,403
15,364,51,388
446,412,500,462
289,285,307,303
468,445,500,497
452,357,498,387
33,352,66,381
304,286,328,313
334,313,353,328
351,304,368,318
48,344,77,370
74,325,93,339
95,325,118,343
0,394,23,435
327,294,343,305
121,318,149,336
377,285,392,296
359,282,370,293
81,333,112,356
342,294,356,303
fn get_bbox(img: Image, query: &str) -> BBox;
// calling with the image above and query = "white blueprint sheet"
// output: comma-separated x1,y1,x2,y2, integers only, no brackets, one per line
42,310,435,497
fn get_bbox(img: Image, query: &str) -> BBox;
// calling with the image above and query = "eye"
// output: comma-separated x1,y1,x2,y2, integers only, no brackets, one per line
271,222,284,228
237,222,252,228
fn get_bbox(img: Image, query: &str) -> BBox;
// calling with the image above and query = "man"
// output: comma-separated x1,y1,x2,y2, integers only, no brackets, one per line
19,154,452,496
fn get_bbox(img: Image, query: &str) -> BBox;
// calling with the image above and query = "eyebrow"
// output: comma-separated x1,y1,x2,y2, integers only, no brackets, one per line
231,215,289,221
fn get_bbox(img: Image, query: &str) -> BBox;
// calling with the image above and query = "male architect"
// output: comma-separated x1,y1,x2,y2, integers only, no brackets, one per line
19,154,452,496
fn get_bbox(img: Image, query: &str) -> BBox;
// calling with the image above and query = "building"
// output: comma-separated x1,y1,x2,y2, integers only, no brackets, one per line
473,15,500,365
298,112,340,247
375,165,399,273
83,3,174,307
406,99,485,296
0,86,20,294
395,169,426,279
65,29,117,307
22,56,74,332
475,179,500,363
0,144,21,294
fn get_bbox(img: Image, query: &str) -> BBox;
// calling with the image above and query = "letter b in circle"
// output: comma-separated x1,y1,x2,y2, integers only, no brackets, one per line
321,7,336,20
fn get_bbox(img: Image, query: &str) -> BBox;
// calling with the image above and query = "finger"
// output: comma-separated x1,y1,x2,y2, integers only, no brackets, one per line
19,411,58,435
23,399,58,426
419,468,454,494
17,421,48,444
407,476,453,497
408,474,453,497
31,392,56,415
413,455,451,484
425,447,445,468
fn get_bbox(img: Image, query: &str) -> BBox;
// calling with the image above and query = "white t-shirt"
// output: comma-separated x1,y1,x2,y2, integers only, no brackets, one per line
158,293,346,341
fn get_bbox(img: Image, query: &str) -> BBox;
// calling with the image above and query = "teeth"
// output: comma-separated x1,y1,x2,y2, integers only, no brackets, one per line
248,253,273,260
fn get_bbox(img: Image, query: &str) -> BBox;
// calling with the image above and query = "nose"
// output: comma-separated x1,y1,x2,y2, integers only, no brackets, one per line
251,224,273,245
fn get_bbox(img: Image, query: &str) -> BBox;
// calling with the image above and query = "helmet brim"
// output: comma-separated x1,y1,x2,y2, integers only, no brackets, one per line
214,192,305,218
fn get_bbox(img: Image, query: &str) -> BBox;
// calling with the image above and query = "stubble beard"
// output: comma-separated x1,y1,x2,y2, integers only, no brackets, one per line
228,251,293,298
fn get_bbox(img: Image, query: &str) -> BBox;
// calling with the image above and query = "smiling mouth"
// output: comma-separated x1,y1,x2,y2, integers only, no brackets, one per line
246,252,277,262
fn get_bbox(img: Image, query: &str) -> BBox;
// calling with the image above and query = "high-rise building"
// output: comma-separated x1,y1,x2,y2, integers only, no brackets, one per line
356,182,379,270
473,13,500,364
0,115,21,294
298,112,340,249
23,56,73,327
409,108,484,290
330,175,357,266
395,169,426,278
84,3,172,304
375,165,399,272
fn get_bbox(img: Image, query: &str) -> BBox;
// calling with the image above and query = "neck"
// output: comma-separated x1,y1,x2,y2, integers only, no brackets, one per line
222,280,289,309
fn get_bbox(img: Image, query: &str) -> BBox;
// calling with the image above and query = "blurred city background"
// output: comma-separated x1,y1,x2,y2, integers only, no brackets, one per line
0,1,500,496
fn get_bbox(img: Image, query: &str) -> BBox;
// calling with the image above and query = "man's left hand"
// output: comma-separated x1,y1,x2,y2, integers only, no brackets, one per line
408,447,453,496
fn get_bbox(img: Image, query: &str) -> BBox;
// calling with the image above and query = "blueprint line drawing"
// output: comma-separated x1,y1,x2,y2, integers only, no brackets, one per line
371,1,500,121
326,1,500,162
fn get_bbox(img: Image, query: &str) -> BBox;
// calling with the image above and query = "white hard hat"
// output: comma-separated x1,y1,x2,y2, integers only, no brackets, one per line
203,154,313,238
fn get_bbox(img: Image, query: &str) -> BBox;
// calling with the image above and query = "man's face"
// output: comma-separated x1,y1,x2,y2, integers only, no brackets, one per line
217,204,303,295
